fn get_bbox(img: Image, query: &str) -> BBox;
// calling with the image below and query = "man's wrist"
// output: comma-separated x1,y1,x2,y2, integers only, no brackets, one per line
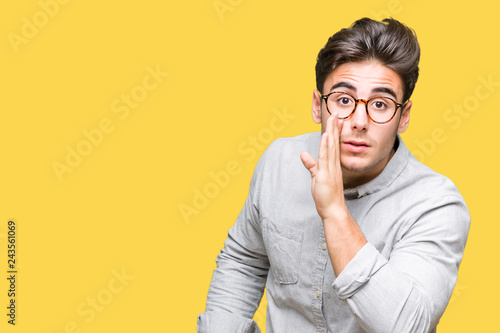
322,204,351,225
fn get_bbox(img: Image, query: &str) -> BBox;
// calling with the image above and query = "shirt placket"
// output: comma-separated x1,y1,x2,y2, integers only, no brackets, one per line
311,225,329,332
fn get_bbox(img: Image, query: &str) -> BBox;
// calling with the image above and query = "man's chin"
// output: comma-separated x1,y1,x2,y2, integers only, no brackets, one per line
341,164,369,173
340,157,371,173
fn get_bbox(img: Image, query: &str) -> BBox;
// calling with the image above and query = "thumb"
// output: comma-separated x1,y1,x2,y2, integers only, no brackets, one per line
300,151,318,178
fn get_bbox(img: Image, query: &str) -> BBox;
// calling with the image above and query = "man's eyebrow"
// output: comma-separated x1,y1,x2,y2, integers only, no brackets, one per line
329,83,399,100
372,87,398,100
329,82,356,92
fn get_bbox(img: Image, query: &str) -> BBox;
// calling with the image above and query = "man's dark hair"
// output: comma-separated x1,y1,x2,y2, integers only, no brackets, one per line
315,17,420,103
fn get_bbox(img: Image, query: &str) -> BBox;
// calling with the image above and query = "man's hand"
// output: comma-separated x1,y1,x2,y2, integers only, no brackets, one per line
300,114,345,220
300,113,366,275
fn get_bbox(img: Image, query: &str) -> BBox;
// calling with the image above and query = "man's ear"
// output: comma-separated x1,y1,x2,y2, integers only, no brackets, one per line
397,100,412,133
312,89,322,124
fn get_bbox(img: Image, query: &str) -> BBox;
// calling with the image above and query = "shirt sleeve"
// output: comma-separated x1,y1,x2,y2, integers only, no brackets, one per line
197,144,274,333
332,195,470,333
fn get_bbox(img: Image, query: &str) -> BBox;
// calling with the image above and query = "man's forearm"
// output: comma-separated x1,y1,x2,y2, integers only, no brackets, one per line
323,208,367,276
332,243,437,333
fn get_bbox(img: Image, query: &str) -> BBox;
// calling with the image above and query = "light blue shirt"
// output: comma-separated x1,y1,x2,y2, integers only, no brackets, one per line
198,132,470,333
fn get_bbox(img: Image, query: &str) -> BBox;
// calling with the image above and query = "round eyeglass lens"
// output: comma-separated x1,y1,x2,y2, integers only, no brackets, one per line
327,92,396,123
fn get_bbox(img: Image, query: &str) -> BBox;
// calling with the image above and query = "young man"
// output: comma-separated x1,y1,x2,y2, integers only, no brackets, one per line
198,18,470,333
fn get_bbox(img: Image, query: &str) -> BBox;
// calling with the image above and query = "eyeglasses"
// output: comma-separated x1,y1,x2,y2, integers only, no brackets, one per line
320,91,404,124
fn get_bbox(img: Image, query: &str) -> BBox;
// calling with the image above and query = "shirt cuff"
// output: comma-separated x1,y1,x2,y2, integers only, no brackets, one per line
197,311,261,333
332,242,388,299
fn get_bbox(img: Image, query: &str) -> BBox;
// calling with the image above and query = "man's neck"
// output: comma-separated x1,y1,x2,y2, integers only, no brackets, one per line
342,148,396,189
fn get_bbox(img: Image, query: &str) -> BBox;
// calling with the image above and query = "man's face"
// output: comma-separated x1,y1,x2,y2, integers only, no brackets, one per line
312,60,412,187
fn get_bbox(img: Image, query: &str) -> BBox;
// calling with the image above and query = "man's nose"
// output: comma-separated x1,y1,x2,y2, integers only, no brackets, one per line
349,100,369,131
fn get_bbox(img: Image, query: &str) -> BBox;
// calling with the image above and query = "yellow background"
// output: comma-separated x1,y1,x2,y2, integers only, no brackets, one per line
1,0,498,332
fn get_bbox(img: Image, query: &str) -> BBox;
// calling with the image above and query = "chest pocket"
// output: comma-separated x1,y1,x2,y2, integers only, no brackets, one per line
262,216,304,284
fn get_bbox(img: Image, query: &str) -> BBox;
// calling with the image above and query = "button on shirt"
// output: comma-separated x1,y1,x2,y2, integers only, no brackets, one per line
198,132,470,333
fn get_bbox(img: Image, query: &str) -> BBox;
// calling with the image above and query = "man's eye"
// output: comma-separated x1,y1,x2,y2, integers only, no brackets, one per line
372,100,388,109
336,97,352,106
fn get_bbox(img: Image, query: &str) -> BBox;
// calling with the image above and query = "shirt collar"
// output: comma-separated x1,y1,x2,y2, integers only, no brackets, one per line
344,134,409,200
